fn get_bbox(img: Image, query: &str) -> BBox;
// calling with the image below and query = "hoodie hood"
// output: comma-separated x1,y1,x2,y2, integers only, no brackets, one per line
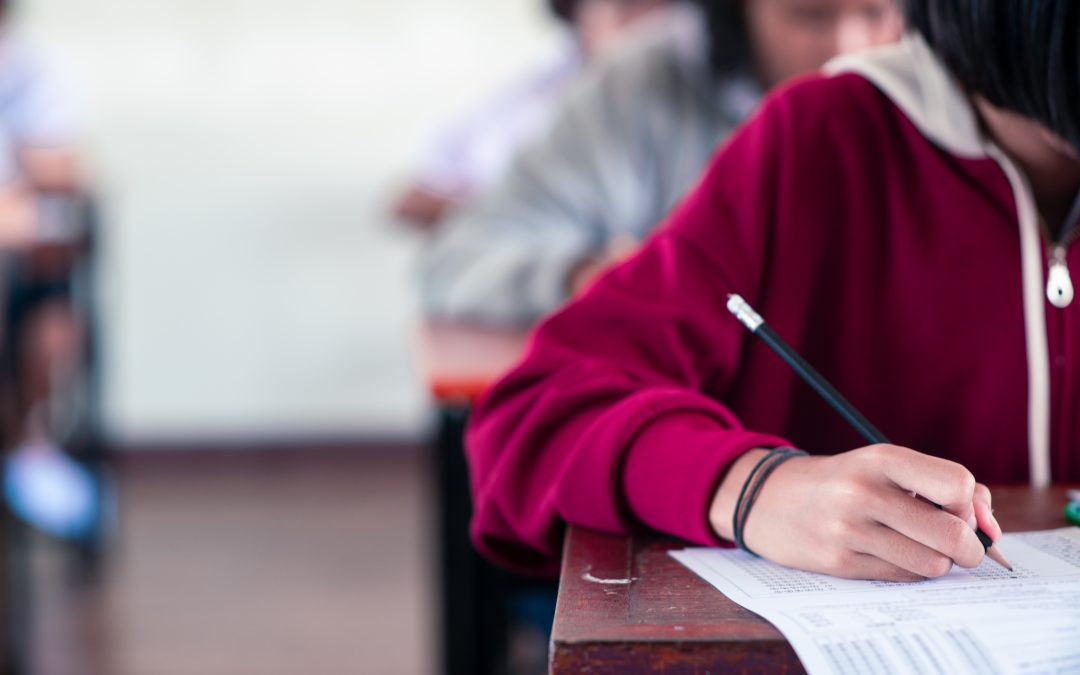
824,34,986,158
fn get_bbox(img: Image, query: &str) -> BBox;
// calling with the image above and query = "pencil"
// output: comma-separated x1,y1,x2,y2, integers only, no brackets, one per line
725,294,1013,572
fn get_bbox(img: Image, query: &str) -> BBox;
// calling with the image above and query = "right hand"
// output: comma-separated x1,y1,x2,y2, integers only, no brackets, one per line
709,444,1002,581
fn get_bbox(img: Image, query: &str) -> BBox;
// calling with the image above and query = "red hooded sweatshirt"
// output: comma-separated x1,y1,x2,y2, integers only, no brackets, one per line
466,36,1080,577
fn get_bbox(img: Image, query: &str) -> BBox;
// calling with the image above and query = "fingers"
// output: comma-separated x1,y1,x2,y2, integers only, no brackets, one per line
868,445,976,518
827,551,926,583
973,483,1002,541
870,486,985,568
855,522,956,578
746,445,992,583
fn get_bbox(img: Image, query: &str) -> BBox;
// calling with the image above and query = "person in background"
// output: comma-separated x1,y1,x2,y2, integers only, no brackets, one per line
392,0,671,229
0,0,96,542
467,0,1079,580
421,0,904,325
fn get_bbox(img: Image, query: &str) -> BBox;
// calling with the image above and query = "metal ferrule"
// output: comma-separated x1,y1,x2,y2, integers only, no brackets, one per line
726,294,764,332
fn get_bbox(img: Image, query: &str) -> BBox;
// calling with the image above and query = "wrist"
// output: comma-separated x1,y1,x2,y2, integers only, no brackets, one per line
709,448,770,541
732,448,808,553
622,414,796,548
738,453,819,556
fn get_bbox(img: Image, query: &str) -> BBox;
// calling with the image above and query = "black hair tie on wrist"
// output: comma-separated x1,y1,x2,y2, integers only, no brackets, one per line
731,447,808,556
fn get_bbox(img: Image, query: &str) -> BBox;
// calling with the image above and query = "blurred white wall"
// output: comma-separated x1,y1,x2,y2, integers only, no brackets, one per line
16,0,560,443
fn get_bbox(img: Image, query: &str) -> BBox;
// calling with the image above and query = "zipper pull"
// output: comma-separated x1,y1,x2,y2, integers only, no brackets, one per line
1047,246,1075,308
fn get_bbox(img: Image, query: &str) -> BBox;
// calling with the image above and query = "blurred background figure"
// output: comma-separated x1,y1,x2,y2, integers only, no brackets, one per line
391,0,670,229
421,0,905,325
0,0,99,544
0,2,102,672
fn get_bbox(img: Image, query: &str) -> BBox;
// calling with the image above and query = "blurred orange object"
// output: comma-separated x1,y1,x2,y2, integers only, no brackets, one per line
415,321,529,405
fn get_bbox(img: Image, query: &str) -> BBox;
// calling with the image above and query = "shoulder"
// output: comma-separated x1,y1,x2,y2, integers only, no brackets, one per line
699,71,926,197
753,72,909,149
665,72,925,266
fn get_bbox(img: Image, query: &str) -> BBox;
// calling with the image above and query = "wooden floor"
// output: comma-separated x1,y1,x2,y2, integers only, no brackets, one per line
25,447,436,675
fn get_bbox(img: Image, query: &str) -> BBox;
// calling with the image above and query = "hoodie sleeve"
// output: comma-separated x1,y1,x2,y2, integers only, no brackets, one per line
464,84,803,576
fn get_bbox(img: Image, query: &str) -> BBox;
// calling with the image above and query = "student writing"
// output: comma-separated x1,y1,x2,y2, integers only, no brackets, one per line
466,0,1079,581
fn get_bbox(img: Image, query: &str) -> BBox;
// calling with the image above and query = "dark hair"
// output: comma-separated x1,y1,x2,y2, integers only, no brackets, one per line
905,0,1080,152
550,0,749,74
695,0,749,75
549,0,577,24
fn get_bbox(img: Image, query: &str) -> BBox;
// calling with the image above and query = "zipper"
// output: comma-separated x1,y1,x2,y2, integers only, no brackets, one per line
1042,217,1080,309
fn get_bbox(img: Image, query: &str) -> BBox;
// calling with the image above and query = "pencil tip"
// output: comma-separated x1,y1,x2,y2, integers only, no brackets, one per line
985,545,1013,572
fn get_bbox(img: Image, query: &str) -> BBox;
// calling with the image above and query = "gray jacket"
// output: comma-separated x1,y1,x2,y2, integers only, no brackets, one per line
420,7,760,325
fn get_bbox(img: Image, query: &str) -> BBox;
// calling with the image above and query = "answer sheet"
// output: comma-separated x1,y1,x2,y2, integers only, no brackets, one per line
671,528,1080,675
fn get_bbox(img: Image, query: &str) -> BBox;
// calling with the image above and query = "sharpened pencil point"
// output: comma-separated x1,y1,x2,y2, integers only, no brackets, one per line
985,544,1013,572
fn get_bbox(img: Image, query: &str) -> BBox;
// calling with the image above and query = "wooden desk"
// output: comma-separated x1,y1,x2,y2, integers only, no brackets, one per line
415,321,531,675
552,485,1078,674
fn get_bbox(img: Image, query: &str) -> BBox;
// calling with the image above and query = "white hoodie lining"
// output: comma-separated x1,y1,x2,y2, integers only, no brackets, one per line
826,34,1052,486
986,146,1052,488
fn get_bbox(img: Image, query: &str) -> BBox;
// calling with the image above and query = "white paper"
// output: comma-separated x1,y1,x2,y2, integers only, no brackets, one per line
670,528,1080,675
